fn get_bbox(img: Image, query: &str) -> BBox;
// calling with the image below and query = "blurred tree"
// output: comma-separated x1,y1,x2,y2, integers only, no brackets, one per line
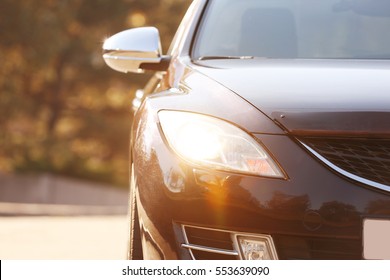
0,0,191,187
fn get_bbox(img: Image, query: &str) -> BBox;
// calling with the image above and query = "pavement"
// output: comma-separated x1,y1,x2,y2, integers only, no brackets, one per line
0,202,127,216
0,173,128,216
0,215,129,259
0,173,130,259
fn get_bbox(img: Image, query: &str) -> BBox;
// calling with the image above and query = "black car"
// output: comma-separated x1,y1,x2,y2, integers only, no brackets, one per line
103,0,390,260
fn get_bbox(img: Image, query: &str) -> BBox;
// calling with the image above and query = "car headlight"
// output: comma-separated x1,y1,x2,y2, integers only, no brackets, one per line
158,110,285,178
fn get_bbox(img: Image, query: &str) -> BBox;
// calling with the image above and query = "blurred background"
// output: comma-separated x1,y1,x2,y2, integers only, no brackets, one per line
0,0,191,259
0,0,191,187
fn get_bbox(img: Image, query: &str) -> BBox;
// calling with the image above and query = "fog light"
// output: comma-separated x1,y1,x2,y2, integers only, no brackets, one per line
237,235,278,260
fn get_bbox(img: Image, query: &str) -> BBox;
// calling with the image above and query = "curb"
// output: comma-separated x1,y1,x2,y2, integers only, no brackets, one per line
0,202,128,216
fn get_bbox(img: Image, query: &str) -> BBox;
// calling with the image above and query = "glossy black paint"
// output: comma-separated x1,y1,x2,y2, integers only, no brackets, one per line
195,59,390,136
130,0,390,259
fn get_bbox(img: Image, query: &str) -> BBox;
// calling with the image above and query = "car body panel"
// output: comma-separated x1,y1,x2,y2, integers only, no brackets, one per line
194,59,390,135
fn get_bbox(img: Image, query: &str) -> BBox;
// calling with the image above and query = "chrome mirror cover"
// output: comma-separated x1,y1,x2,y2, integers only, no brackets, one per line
103,27,163,73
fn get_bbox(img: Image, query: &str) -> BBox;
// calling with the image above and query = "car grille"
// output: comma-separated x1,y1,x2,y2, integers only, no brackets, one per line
181,225,238,260
181,225,361,259
300,137,390,191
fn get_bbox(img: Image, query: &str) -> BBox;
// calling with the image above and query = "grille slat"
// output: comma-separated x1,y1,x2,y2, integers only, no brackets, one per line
191,250,237,260
301,137,390,189
181,225,238,260
185,226,234,250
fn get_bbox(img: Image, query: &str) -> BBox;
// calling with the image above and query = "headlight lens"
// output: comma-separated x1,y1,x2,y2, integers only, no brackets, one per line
158,111,285,178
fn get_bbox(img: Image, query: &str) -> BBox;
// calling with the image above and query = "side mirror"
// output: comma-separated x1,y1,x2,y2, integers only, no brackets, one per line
103,27,170,73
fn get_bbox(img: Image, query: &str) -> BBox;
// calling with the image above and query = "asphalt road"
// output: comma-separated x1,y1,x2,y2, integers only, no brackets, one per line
0,215,128,259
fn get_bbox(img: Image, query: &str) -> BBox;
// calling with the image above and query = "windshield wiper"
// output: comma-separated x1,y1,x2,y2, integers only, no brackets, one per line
197,55,255,60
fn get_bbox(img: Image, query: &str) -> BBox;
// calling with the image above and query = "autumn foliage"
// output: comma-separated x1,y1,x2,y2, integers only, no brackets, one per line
0,0,191,187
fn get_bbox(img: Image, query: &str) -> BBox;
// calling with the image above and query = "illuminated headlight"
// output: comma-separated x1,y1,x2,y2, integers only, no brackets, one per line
158,110,285,178
237,235,278,260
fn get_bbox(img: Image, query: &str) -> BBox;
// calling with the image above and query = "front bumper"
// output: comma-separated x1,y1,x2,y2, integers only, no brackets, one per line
132,103,390,260
133,123,390,259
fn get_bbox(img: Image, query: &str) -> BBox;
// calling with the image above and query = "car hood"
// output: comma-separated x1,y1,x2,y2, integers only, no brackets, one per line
194,59,390,136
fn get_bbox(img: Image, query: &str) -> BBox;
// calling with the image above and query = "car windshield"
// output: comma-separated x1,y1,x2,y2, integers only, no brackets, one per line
193,0,390,59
